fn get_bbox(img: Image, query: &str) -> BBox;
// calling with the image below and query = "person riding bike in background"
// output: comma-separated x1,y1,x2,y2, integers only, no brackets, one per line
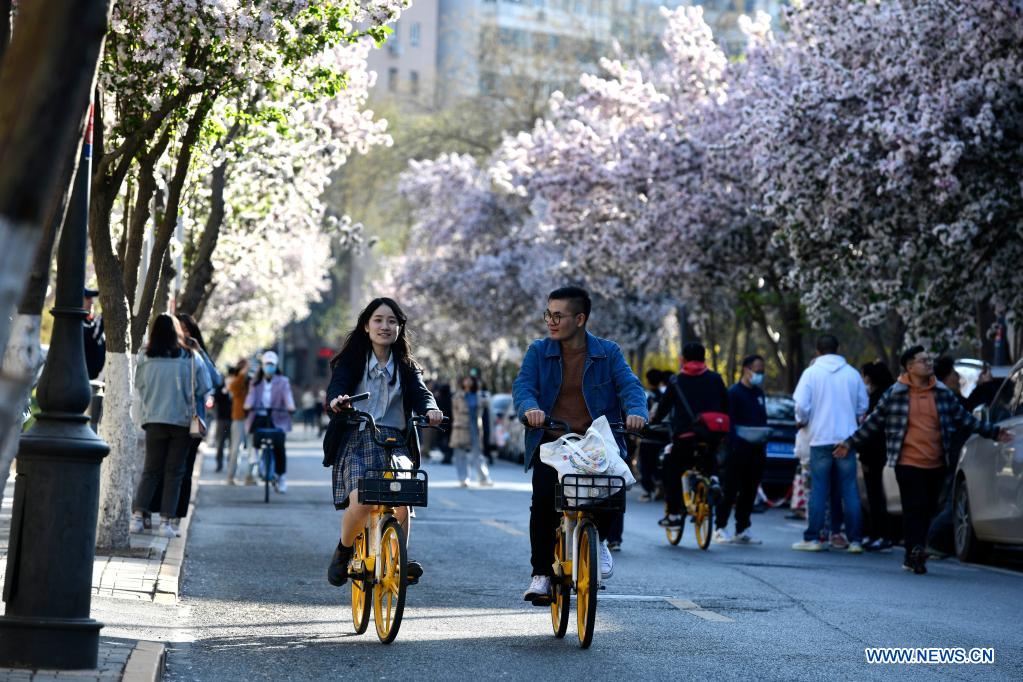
324,297,444,588
244,350,296,493
650,342,728,530
513,286,647,604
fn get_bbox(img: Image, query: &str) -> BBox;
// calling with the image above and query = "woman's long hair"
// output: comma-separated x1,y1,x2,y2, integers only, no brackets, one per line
176,313,207,353
862,361,895,396
330,297,419,379
146,313,186,358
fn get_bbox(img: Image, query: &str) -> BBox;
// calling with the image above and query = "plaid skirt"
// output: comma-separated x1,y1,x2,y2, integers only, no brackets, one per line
332,425,413,510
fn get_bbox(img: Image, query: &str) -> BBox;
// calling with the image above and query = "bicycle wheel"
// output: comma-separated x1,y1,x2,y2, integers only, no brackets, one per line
550,529,569,638
351,530,371,635
373,517,407,644
262,447,272,503
694,481,712,550
576,521,599,649
665,503,684,546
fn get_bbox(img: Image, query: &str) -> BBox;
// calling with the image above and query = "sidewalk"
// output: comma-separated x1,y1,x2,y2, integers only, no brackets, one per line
0,443,206,681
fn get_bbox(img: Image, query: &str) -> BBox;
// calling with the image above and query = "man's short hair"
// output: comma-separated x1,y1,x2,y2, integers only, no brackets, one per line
548,286,591,320
900,345,927,370
933,356,956,383
816,335,840,355
741,354,765,369
646,369,662,384
682,342,706,362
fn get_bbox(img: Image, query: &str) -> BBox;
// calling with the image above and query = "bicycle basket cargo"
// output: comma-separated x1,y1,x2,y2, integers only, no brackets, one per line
358,469,429,507
556,474,627,511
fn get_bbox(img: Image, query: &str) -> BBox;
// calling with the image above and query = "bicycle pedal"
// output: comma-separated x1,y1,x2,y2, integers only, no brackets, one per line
599,585,607,591
531,596,553,607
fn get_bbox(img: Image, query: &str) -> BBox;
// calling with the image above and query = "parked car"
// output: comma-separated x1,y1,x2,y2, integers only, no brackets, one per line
490,393,525,463
762,395,798,497
953,358,1023,562
954,359,1013,400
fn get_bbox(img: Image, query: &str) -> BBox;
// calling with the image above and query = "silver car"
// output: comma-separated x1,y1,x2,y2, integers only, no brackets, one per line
954,358,1023,561
490,393,525,462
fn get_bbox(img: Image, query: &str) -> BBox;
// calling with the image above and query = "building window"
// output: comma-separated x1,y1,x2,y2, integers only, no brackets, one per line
410,70,420,96
388,67,398,93
410,22,421,47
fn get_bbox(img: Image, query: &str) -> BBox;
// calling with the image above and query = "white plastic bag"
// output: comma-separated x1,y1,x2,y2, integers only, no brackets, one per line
539,416,636,504
795,425,811,465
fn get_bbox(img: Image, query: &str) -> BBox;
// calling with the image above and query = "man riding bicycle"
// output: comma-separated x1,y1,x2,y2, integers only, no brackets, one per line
513,286,648,603
650,342,728,529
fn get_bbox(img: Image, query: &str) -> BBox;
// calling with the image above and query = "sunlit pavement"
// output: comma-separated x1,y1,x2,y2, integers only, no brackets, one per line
94,435,1023,680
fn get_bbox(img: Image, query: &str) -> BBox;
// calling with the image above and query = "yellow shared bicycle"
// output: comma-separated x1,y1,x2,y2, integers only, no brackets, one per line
342,409,445,643
529,417,627,649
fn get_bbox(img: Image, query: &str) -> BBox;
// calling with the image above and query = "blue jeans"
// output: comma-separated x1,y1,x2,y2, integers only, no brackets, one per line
805,445,862,543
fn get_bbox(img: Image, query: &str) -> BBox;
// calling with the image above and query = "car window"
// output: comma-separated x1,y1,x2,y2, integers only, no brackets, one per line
1012,371,1023,417
989,374,1019,423
765,396,795,421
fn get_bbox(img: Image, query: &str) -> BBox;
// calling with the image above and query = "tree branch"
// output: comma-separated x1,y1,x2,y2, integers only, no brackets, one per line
122,124,173,310
130,91,217,350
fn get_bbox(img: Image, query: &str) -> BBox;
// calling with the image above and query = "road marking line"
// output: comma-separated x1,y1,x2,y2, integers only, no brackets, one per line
666,598,734,622
481,519,525,536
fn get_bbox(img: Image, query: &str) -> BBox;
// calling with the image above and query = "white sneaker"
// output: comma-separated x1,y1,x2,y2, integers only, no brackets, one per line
792,539,826,552
734,530,762,545
157,522,177,539
478,478,495,487
276,475,287,493
713,528,733,544
847,542,864,554
523,575,551,602
459,479,470,488
599,540,613,580
129,512,144,534
168,518,182,537
226,477,237,486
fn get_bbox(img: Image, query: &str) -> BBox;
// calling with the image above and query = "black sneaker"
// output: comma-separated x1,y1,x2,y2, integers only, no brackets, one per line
910,545,927,575
407,560,424,585
327,542,354,587
658,514,684,528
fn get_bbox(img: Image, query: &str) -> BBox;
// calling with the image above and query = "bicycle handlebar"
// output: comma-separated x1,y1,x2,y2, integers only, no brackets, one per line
521,416,629,435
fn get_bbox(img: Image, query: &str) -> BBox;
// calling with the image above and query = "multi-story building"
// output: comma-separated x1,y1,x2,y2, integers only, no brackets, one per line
364,0,440,105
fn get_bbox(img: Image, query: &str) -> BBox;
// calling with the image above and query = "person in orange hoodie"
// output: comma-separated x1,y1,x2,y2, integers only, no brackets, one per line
836,346,1012,574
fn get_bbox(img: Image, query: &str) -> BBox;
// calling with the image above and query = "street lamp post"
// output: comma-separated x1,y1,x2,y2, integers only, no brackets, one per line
0,107,110,670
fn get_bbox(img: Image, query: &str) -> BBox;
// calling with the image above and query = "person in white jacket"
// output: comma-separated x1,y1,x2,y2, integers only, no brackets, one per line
791,335,869,553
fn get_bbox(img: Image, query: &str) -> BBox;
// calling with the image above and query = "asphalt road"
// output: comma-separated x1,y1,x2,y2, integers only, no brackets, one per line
143,435,1022,681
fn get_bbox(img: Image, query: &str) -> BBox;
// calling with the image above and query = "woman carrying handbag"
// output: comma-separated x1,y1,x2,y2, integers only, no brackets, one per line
131,314,212,538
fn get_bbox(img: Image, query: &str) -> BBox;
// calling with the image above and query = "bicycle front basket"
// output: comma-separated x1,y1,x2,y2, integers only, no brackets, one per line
358,469,429,507
555,474,626,512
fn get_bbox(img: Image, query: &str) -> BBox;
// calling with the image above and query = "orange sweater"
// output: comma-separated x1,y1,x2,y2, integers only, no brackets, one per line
229,373,249,421
897,374,943,469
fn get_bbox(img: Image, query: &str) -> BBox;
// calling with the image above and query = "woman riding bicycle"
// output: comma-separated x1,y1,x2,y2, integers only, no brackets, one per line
324,298,444,588
244,350,296,493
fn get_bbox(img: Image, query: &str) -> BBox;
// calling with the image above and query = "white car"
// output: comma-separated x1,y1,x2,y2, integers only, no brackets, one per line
954,359,1023,561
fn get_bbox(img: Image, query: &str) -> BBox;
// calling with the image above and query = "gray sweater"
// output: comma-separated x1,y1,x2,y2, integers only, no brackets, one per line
136,350,212,428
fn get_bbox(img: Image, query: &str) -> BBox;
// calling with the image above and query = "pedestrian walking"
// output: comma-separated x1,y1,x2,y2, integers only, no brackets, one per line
323,297,444,588
791,335,868,553
838,346,1012,574
82,287,106,380
130,314,211,538
451,376,494,487
859,361,896,551
515,286,647,603
244,350,296,493
650,342,728,531
301,388,317,431
433,380,455,463
226,358,252,484
637,369,669,502
213,366,234,472
715,354,770,545
153,314,222,535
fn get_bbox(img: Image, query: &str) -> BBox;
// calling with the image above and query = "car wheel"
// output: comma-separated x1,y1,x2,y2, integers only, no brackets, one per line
954,479,989,563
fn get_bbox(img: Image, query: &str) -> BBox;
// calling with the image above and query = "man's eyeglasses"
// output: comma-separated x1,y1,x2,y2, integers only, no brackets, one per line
543,310,577,325
911,355,934,366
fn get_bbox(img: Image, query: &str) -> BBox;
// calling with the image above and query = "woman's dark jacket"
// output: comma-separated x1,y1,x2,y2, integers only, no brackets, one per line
858,388,888,468
322,354,438,467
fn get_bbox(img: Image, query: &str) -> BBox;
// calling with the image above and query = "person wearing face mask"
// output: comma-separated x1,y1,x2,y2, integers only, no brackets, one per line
714,354,771,544
244,350,296,493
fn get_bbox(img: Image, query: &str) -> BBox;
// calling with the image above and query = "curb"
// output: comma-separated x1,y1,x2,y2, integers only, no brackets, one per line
122,640,166,682
153,448,203,604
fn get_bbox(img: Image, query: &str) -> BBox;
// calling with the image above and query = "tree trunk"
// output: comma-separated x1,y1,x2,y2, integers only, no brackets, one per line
95,351,138,551
0,0,109,358
0,314,42,491
177,158,227,316
781,299,805,393
150,250,174,322
725,311,740,387
0,0,11,62
122,127,172,310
